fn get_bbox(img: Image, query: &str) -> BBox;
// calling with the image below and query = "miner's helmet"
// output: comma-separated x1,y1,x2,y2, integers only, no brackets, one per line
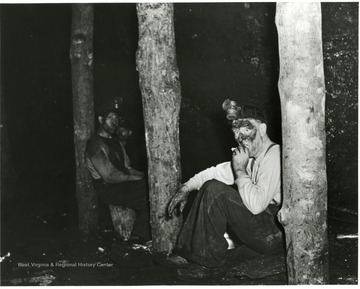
96,97,124,124
222,99,267,124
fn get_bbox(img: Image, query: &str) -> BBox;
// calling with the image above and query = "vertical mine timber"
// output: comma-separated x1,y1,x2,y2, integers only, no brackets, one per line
70,4,98,235
276,3,329,284
136,3,183,253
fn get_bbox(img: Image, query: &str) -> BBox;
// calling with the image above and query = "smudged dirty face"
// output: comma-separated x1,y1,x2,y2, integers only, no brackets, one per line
102,112,119,135
117,126,132,141
232,119,262,157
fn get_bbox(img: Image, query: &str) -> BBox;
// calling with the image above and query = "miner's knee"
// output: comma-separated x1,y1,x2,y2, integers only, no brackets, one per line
201,179,227,199
202,179,228,189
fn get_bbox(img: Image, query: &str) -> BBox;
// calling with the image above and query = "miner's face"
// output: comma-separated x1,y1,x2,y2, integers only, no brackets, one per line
117,126,132,141
232,118,263,157
100,112,119,135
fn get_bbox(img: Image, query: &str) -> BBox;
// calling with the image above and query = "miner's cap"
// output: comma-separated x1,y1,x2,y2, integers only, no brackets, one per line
96,97,123,118
222,99,267,123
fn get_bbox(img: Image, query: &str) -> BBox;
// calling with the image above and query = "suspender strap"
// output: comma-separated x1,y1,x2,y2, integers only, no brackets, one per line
250,143,277,173
265,143,277,156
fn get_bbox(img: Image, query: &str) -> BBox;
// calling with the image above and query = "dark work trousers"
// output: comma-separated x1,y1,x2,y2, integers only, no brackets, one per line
177,179,284,267
93,179,151,240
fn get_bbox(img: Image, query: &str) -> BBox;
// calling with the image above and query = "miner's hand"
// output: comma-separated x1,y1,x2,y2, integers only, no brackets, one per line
167,184,190,218
232,145,249,177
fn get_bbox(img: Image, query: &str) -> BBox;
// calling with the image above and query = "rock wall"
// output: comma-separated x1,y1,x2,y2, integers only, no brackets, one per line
322,3,358,209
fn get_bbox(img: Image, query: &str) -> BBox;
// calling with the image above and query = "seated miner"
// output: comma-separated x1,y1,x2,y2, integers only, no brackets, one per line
85,101,151,242
162,100,284,280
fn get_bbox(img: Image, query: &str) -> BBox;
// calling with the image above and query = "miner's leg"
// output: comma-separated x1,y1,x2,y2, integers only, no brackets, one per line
95,179,151,241
177,179,283,267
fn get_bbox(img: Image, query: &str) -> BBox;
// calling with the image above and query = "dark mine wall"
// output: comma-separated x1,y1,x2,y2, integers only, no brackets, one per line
2,5,74,208
175,3,281,180
1,3,358,212
322,3,358,210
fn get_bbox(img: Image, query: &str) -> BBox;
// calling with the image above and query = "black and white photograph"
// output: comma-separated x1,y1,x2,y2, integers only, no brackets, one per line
0,1,358,286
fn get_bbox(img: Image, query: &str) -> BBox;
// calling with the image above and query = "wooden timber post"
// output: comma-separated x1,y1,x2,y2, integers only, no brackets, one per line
276,3,329,284
70,4,98,235
136,3,183,253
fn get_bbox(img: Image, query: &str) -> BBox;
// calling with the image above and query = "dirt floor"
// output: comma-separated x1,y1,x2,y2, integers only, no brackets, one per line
0,191,358,286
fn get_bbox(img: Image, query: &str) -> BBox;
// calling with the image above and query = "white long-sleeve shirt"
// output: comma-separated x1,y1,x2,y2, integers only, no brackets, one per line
183,144,281,215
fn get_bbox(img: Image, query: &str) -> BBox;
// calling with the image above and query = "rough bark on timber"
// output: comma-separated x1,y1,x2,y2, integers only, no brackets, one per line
136,3,182,253
70,4,97,235
276,3,329,284
109,205,136,241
